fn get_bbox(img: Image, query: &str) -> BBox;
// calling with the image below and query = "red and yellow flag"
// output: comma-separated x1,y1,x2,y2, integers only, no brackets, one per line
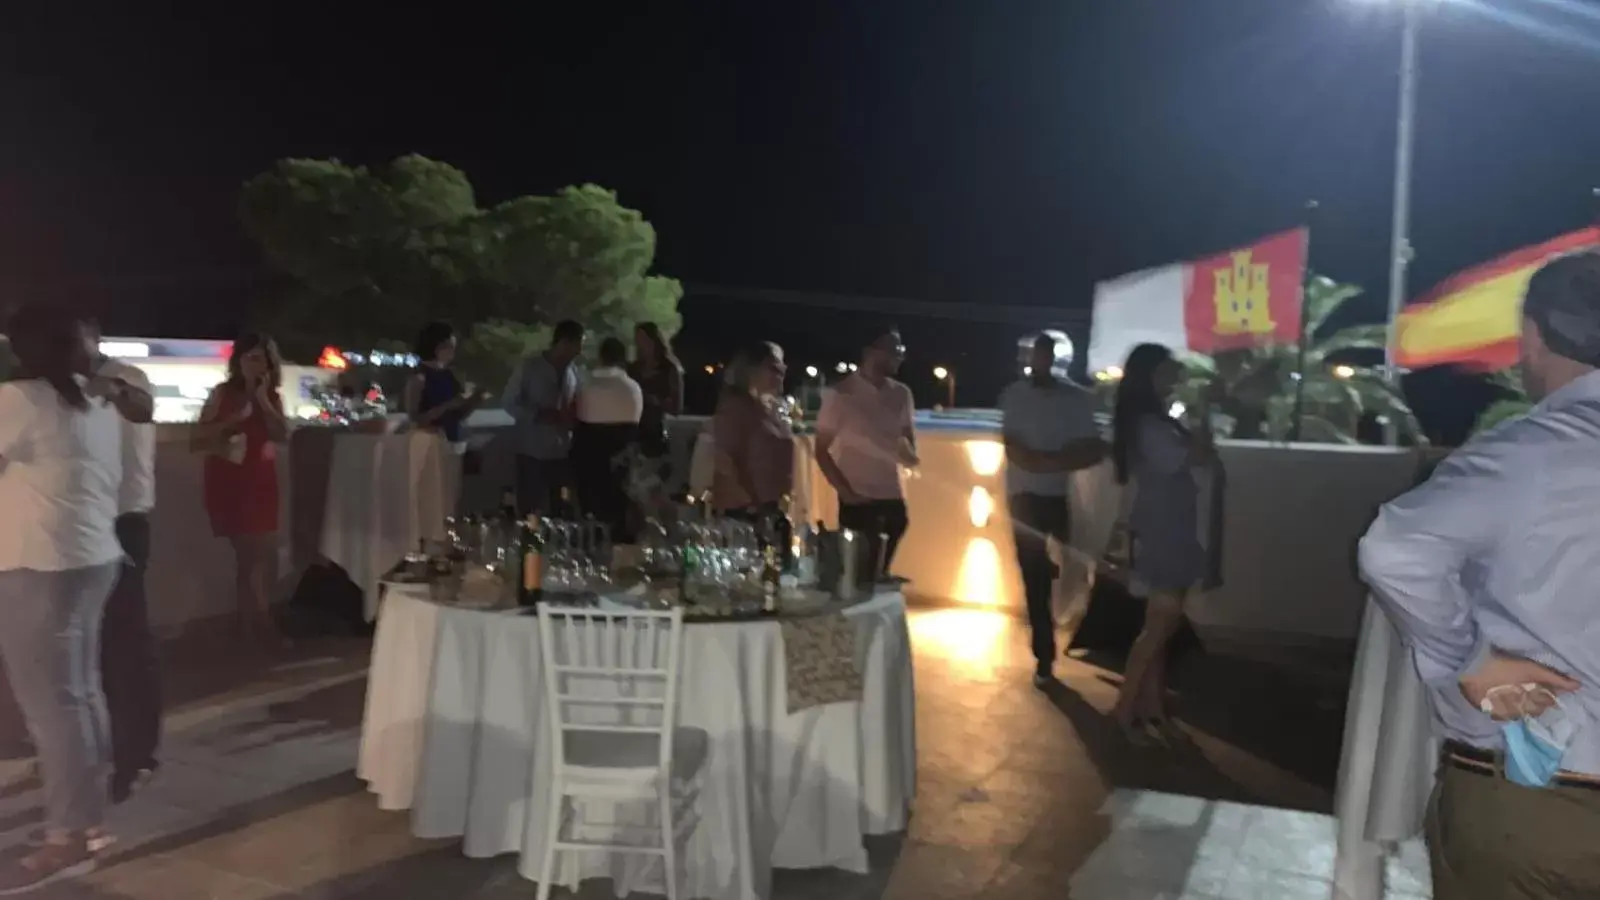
1184,228,1307,354
1396,227,1600,372
1088,228,1306,372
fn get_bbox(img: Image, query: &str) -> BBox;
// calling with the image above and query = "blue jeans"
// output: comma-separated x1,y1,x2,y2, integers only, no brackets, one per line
0,563,119,832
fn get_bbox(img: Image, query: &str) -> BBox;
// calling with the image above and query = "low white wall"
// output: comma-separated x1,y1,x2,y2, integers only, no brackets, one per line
138,418,1422,647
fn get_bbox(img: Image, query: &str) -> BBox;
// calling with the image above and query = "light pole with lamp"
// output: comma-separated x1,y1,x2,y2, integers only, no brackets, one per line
932,366,955,409
1377,0,1424,385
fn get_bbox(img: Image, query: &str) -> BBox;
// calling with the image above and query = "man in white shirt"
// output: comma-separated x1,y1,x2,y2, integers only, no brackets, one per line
87,322,163,803
576,337,644,425
570,337,642,535
817,326,917,575
1359,250,1600,895
1001,333,1108,687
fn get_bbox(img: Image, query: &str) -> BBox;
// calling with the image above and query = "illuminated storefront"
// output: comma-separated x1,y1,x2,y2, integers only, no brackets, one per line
97,338,339,423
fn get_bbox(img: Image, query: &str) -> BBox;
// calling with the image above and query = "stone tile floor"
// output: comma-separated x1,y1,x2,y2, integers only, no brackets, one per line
0,608,1430,899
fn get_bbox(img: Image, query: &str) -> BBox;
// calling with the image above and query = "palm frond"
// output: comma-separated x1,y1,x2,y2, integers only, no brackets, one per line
1303,275,1364,337
1309,323,1389,361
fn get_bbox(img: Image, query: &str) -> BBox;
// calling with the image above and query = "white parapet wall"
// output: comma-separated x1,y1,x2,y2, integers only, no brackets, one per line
140,414,1423,649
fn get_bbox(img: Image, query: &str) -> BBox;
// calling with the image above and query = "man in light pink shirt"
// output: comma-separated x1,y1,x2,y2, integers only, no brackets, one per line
816,326,917,574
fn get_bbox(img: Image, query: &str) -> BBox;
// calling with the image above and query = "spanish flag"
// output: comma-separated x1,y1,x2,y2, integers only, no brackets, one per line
1396,227,1600,372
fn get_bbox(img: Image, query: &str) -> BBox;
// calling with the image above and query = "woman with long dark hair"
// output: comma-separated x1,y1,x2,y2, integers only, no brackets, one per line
628,322,683,460
403,321,483,444
711,341,793,514
1108,343,1213,744
0,305,124,889
193,332,291,652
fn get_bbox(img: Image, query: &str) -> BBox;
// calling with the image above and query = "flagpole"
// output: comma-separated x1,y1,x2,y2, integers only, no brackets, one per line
1382,0,1420,391
1289,200,1319,443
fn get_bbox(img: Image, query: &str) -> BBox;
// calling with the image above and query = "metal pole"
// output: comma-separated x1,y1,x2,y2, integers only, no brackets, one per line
1289,200,1319,443
1382,0,1420,386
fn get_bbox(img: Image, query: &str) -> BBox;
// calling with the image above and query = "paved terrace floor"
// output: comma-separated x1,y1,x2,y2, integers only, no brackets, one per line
0,608,1431,899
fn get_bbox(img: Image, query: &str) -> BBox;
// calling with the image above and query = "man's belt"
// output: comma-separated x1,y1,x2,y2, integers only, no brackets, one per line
1442,739,1600,792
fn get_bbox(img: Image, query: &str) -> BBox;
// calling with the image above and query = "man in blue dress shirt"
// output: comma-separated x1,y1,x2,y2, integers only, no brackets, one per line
1360,250,1600,897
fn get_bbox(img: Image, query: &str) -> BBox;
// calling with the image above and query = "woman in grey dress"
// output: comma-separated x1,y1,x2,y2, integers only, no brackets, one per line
1108,343,1214,744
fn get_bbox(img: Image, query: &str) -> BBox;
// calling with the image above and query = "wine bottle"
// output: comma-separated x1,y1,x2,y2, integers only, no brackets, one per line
773,494,795,574
519,515,545,606
760,542,782,614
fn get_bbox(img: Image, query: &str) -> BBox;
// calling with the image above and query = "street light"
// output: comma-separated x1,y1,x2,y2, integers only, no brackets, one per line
805,365,819,379
933,365,955,408
1360,0,1425,385
835,361,849,374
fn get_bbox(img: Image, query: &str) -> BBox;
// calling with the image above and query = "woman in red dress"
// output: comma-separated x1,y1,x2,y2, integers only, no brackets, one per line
193,333,291,650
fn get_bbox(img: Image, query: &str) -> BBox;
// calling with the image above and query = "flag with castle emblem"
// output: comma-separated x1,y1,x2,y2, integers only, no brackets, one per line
1087,228,1307,373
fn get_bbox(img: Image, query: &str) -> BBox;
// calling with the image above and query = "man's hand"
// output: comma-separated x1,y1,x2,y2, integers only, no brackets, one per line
1460,651,1580,721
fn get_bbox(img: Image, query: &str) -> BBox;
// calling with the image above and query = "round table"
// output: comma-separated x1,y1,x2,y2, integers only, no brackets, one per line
357,585,916,900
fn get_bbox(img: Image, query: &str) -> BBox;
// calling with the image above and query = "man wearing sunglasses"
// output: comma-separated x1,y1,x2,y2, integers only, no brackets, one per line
816,326,917,575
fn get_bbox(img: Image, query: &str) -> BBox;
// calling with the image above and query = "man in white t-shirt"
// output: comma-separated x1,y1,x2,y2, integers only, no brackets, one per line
575,337,644,426
817,326,918,575
1001,333,1108,687
87,322,163,802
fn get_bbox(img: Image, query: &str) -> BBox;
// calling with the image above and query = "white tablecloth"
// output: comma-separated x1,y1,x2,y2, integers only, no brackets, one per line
1332,599,1437,900
357,587,917,900
319,432,459,620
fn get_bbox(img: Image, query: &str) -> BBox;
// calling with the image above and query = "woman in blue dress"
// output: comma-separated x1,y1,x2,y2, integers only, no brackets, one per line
1108,343,1214,745
403,322,483,443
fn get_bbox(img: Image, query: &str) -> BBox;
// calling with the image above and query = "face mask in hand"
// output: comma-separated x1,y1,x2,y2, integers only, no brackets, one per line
1486,686,1582,789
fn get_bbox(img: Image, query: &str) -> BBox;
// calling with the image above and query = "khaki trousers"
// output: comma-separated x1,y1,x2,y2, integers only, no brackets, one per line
1428,761,1600,899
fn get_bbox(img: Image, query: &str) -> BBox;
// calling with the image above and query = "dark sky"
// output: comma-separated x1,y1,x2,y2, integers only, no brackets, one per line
5,0,1600,430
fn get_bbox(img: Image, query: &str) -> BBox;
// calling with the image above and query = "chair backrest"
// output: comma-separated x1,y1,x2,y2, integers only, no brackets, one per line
536,605,685,771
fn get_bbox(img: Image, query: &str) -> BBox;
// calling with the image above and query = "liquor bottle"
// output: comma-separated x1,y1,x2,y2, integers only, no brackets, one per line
760,542,782,614
772,494,795,574
518,515,545,606
679,541,699,606
499,488,518,525
555,486,576,521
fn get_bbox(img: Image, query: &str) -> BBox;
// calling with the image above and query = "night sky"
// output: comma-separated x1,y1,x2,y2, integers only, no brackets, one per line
5,1,1600,434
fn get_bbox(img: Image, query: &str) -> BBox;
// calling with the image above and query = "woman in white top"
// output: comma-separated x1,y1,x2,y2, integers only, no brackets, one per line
0,304,126,891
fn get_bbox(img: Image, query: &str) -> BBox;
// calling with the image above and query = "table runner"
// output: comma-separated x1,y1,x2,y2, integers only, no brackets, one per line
357,586,915,900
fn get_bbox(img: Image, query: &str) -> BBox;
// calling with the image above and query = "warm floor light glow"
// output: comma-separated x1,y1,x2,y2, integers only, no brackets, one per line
964,439,1005,476
968,486,994,528
908,606,1008,678
953,537,1005,607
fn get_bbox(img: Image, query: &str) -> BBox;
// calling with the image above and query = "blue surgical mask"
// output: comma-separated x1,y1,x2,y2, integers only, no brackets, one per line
1502,718,1567,788
1499,696,1582,789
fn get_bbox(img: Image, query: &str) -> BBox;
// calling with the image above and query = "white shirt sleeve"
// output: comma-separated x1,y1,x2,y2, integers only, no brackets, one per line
816,387,843,440
0,383,29,458
1358,434,1524,684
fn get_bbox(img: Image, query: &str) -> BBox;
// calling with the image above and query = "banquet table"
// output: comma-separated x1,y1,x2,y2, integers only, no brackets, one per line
357,585,917,900
319,431,460,620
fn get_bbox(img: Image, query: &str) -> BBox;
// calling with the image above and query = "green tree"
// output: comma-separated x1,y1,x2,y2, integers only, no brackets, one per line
1174,276,1424,443
238,157,681,373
